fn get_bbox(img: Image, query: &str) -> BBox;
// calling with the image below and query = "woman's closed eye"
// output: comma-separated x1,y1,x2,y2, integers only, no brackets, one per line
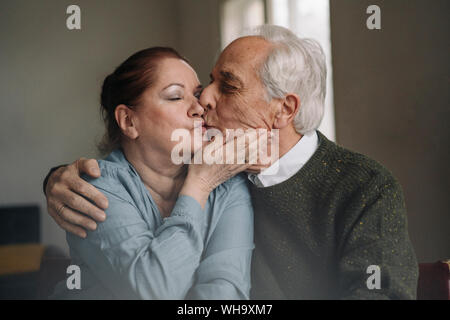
168,92,200,101
164,90,183,101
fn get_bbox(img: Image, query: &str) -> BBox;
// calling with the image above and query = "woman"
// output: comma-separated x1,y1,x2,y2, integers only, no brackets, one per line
51,47,255,299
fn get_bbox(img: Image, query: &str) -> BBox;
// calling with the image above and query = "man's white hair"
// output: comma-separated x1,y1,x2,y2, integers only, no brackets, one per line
243,25,327,134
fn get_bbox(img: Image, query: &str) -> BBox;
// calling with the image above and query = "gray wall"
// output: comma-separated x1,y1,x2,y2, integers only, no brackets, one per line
177,0,221,85
0,0,179,252
330,0,450,262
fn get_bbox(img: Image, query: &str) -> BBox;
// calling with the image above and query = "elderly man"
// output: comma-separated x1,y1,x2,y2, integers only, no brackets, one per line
43,25,418,299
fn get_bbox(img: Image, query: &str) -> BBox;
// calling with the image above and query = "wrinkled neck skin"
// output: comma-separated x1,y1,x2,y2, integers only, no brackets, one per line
278,124,302,159
121,139,188,203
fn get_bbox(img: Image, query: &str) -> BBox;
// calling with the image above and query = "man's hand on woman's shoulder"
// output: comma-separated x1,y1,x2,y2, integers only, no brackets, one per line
45,158,108,238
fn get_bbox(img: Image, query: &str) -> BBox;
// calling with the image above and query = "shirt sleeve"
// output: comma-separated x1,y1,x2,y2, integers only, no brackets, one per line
186,178,255,300
67,191,205,299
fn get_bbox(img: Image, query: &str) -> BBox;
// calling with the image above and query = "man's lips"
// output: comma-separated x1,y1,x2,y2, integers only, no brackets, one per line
196,118,219,132
203,119,215,128
202,120,214,130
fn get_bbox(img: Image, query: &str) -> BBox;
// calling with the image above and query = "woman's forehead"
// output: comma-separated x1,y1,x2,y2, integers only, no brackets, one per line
158,58,200,86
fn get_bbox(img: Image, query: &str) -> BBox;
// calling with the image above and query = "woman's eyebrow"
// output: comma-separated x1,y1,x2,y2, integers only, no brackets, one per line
163,83,184,90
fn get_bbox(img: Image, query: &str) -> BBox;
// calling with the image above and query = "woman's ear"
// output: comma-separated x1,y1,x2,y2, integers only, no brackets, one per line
273,93,301,129
115,104,139,140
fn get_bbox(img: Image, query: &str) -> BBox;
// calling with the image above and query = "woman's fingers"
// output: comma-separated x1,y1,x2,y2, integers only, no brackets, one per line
245,162,271,173
216,129,265,164
186,129,271,195
236,129,268,165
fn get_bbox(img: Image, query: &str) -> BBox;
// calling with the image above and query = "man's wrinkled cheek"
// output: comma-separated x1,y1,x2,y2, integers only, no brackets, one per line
214,93,267,130
228,95,252,118
234,95,267,127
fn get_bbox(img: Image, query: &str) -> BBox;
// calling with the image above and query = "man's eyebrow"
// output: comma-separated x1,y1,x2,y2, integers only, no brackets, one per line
220,71,244,88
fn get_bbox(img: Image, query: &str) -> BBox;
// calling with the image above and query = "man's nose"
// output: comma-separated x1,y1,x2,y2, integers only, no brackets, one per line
199,84,217,111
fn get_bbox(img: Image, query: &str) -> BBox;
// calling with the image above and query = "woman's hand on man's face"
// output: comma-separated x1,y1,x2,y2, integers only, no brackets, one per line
45,158,108,238
180,130,268,207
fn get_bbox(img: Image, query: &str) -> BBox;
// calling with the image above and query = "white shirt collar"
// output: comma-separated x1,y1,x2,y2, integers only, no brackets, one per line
248,130,319,188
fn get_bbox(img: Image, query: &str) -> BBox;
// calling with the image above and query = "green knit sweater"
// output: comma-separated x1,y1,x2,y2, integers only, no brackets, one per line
249,132,418,299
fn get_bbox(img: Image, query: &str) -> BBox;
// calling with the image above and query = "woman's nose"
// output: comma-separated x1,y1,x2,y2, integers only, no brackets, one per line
188,99,205,118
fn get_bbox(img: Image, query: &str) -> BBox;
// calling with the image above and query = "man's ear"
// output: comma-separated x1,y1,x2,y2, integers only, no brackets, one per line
115,104,139,140
273,93,300,129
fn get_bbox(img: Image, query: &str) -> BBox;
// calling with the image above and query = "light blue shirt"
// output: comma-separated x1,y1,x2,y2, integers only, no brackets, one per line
51,149,254,300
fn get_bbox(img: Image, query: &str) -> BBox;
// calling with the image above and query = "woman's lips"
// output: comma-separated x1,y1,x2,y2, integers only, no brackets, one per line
193,121,207,133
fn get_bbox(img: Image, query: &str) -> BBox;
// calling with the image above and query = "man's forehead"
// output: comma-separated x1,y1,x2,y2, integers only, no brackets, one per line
213,36,273,80
210,63,248,90
219,36,272,63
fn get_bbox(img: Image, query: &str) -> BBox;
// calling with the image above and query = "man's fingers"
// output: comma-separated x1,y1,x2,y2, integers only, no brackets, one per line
57,204,98,231
55,216,88,239
49,208,87,238
58,185,106,221
76,158,101,178
68,158,108,210
71,177,108,212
